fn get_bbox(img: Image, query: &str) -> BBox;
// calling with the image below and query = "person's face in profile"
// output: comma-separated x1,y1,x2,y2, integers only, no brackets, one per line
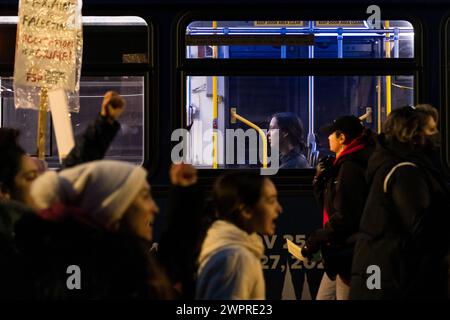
268,117,280,149
328,132,345,155
246,178,282,236
120,182,160,241
423,116,438,137
12,155,39,206
422,116,440,150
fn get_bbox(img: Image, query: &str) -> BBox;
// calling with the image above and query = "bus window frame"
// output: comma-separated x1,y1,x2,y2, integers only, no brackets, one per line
175,9,422,185
0,13,157,176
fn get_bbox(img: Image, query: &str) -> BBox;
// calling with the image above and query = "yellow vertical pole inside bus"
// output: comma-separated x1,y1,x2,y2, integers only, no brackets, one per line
212,21,218,168
230,108,268,168
377,76,382,133
37,87,48,160
385,21,392,116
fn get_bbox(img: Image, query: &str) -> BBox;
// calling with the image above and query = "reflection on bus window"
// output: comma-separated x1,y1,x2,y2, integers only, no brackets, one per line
185,75,414,169
186,20,414,59
0,76,144,167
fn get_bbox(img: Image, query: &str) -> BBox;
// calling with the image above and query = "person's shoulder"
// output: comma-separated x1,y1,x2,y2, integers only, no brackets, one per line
201,248,260,286
0,200,34,221
284,151,309,168
376,160,427,194
338,158,367,174
297,152,309,165
388,162,423,182
208,246,257,269
335,160,369,187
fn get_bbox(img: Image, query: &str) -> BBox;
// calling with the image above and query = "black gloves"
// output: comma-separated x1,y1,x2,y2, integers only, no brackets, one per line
301,229,329,259
313,155,335,185
317,155,335,177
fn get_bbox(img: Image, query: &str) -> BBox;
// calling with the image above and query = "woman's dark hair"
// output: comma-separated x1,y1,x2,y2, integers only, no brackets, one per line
212,172,266,223
415,104,438,123
272,112,306,151
383,106,430,146
0,128,25,193
335,130,361,144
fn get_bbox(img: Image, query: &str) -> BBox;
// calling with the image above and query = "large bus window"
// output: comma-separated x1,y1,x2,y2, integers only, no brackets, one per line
0,16,149,65
0,76,144,167
0,16,148,168
83,16,149,65
185,75,414,169
186,20,414,59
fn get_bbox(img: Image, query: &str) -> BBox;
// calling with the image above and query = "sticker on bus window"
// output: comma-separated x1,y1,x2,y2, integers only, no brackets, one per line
254,21,305,27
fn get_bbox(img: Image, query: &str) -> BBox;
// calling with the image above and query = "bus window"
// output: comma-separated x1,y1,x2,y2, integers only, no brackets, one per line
182,18,416,170
0,16,149,65
186,20,414,59
0,76,144,167
0,16,151,167
184,75,414,169
83,16,149,65
0,16,148,168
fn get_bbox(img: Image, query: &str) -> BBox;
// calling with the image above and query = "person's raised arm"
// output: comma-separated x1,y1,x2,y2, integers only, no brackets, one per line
61,91,125,169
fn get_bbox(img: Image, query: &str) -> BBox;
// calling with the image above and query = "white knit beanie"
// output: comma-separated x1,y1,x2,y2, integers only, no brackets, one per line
31,160,148,228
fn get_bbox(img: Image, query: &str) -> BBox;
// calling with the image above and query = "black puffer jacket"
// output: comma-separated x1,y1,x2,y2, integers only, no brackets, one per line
310,131,375,280
61,114,120,169
350,135,450,299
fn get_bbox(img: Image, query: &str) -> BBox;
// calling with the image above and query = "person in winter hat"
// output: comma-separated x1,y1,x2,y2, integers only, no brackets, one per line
0,90,126,206
15,160,174,299
31,160,158,240
196,172,282,300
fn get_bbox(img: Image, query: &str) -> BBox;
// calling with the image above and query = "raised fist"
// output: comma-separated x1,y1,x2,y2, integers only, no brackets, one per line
170,163,198,187
101,91,126,123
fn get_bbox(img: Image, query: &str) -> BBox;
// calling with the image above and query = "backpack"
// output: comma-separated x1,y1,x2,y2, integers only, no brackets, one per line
383,162,418,193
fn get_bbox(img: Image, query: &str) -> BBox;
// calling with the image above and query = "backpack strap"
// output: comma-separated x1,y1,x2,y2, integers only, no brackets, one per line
383,162,418,193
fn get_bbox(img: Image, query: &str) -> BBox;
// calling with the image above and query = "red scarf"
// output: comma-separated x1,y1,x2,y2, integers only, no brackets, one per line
333,136,366,165
38,202,101,229
323,208,330,227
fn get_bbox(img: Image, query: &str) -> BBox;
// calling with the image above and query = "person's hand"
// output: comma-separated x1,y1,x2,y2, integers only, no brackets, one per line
315,155,335,177
170,163,198,187
101,91,126,123
301,229,328,259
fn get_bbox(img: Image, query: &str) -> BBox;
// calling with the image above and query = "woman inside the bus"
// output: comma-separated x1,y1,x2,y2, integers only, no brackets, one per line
267,112,309,169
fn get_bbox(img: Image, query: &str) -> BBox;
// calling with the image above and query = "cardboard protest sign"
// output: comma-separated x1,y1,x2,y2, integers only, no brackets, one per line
48,87,75,162
14,0,83,112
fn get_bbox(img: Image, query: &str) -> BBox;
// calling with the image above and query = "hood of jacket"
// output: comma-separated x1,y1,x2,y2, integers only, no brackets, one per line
366,134,439,185
198,220,264,268
334,129,375,168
